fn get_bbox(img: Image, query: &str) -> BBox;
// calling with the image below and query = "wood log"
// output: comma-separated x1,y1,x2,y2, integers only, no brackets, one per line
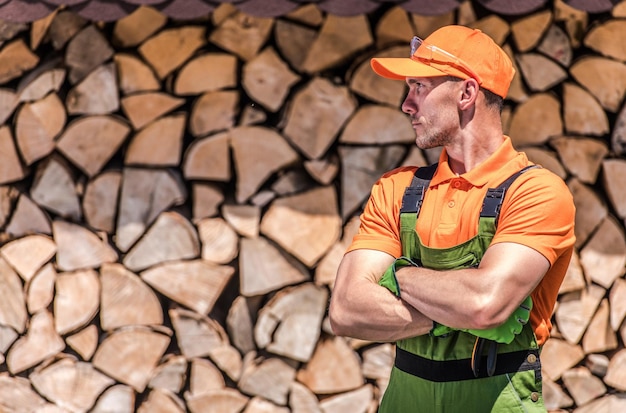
138,388,185,413
261,186,341,267
242,47,300,112
6,310,64,374
339,104,415,144
26,263,56,314
559,251,586,294
123,211,200,272
5,193,51,238
17,65,65,103
318,385,374,413
541,338,585,381
66,63,119,115
185,388,249,413
584,20,626,62
197,217,239,264
579,216,626,289
315,216,360,287
550,136,608,184
244,397,290,413
0,257,27,334
554,284,605,345
138,26,206,79
537,24,572,67
570,56,626,112
141,259,234,315
296,336,364,394
15,92,66,166
603,349,626,391
66,324,99,360
189,90,238,137
100,263,163,330
29,10,56,50
609,278,626,331
274,19,318,73
582,299,618,354
561,366,607,407
282,77,357,160
516,53,567,92
562,83,609,136
508,93,562,146
65,25,114,84
0,234,55,282
230,126,299,203
29,358,115,412
191,183,224,221
121,92,184,130
568,178,608,249
209,12,273,61
374,7,413,48
56,115,131,177
114,53,160,94
112,6,167,48
304,155,339,186
183,132,231,181
189,358,226,395
175,53,237,96
602,159,626,219
0,376,48,412
116,168,187,252
83,170,122,233
0,39,39,84
125,113,186,166
221,204,260,239
0,88,18,125
522,146,567,180
226,295,258,355
510,10,552,52
289,381,322,413
238,236,308,297
0,126,26,185
348,46,406,108
53,220,117,272
613,103,626,156
149,355,187,394
92,326,171,392
30,156,81,220
238,355,296,405
543,377,574,410
46,10,87,51
54,269,100,334
255,283,328,362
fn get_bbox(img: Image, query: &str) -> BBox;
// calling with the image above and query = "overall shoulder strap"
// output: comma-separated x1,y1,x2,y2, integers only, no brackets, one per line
480,165,541,226
400,163,438,215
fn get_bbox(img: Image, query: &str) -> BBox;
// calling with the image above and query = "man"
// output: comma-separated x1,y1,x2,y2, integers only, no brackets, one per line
329,25,575,412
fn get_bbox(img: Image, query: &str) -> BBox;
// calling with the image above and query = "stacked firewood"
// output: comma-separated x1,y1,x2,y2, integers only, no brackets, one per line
0,1,625,412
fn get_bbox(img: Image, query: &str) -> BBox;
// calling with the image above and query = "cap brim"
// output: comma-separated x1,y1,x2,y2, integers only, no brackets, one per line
371,57,449,80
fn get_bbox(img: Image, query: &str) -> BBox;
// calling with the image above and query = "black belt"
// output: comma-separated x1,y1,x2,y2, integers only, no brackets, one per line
394,346,540,382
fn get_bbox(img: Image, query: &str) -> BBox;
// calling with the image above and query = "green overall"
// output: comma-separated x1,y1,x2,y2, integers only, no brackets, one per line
378,164,545,413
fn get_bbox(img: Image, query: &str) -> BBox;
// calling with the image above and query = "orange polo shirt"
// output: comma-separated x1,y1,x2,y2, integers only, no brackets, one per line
348,137,576,345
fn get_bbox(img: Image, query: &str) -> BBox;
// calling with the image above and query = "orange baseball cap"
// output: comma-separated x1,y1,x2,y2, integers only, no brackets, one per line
371,25,515,98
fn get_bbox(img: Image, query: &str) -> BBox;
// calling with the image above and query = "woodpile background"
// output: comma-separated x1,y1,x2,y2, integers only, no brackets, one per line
0,0,625,412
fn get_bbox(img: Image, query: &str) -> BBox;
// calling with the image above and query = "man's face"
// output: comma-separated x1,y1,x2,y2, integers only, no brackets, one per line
401,76,460,149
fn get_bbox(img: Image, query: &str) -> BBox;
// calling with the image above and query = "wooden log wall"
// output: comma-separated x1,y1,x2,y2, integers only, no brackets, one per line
0,1,625,412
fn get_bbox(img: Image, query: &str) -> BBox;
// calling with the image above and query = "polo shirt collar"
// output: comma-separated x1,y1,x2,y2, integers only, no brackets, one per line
430,136,522,187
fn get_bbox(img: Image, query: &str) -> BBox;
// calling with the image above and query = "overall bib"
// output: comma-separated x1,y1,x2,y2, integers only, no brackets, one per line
378,164,546,413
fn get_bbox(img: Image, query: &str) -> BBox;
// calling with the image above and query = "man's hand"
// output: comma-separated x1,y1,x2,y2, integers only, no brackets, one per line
463,296,533,344
378,256,420,297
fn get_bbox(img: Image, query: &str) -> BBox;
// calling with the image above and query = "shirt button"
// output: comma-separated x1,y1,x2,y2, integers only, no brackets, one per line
530,392,539,402
527,354,537,363
448,201,455,208
453,181,461,188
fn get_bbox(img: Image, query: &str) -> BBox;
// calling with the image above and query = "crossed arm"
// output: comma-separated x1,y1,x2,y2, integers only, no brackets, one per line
328,241,550,342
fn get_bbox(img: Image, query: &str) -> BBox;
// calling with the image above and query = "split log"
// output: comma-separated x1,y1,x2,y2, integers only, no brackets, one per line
602,159,626,219
559,251,586,294
609,278,626,331
541,338,585,381
567,179,608,249
0,257,28,333
339,105,415,144
603,349,626,391
0,88,18,125
5,193,51,238
30,156,81,220
0,39,39,84
582,299,618,354
114,53,160,94
185,389,248,413
189,358,226,395
471,15,509,46
197,217,239,264
274,20,318,72
121,92,185,130
209,12,273,61
260,186,341,267
522,146,567,180
613,103,626,155
115,168,187,252
149,355,187,394
584,20,626,61
17,66,65,103
315,216,361,287
561,366,607,407
554,284,605,345
100,263,163,330
189,90,238,137
54,269,100,334
0,126,26,184
221,205,260,239
138,26,206,79
238,355,296,405
138,389,185,413
92,326,171,392
66,63,119,115
348,46,406,108
29,358,115,412
510,10,552,52
537,24,572,67
66,324,99,360
282,77,357,160
561,83,609,136
289,381,322,413
242,47,300,112
83,170,122,233
230,126,300,203
550,136,608,184
112,6,167,48
238,236,308,297
46,11,87,50
6,310,64,374
255,283,328,362
52,220,118,272
543,378,574,410
572,394,626,413
226,296,258,355
123,211,200,272
56,115,131,177
515,53,567,91
296,336,364,394
26,263,56,314
183,132,231,181
0,376,48,412
0,234,56,282
508,93,562,147
175,53,237,96
15,92,66,166
304,155,340,185
245,397,290,413
318,385,374,413
192,183,224,221
374,7,413,48
125,113,186,166
65,25,114,84
92,385,135,413
141,259,234,315
570,57,626,112
579,216,626,289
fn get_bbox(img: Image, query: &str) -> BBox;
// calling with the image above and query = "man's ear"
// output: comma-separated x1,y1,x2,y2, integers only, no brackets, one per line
458,78,480,110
